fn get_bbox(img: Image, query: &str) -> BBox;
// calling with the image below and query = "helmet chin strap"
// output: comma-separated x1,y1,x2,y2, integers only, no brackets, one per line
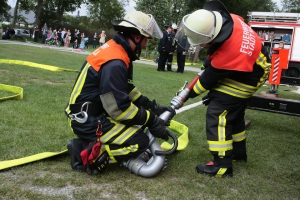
128,34,145,58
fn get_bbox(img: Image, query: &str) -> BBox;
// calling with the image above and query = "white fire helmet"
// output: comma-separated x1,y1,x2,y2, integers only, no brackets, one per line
172,23,178,30
113,11,163,39
175,9,222,47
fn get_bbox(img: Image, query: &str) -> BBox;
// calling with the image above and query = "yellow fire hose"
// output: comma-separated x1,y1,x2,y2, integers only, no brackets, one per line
0,59,189,171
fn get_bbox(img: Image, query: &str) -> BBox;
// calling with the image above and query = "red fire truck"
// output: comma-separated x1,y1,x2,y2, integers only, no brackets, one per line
247,11,300,85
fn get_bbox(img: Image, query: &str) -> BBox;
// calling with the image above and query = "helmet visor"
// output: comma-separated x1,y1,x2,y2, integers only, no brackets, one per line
175,21,203,55
175,14,215,47
143,15,163,39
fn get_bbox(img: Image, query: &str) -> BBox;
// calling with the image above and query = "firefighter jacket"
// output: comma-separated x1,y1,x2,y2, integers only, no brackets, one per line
65,33,156,128
169,33,177,55
158,30,173,53
189,14,271,102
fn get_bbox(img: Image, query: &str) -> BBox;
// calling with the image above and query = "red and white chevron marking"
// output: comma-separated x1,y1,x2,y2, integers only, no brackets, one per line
272,57,280,82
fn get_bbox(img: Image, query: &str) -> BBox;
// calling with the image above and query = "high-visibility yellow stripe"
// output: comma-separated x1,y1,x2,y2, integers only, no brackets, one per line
128,87,141,102
65,63,90,114
221,78,257,92
218,110,227,142
214,86,253,98
110,144,138,157
112,126,139,145
193,79,207,95
215,168,229,178
104,145,117,163
232,131,246,142
144,110,150,125
115,103,138,121
100,117,126,142
207,140,233,152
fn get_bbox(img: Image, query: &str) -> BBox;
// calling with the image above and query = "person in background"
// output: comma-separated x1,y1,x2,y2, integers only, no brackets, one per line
176,0,270,177
34,25,39,42
9,27,15,38
57,28,62,44
73,39,78,49
157,25,173,72
278,41,285,49
64,29,71,48
176,34,189,73
65,11,174,175
47,27,52,39
93,32,98,48
3,27,10,39
41,23,48,44
99,30,106,46
61,28,66,46
166,24,178,72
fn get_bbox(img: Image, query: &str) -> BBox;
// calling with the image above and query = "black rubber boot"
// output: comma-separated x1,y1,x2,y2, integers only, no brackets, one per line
196,161,233,178
233,153,248,162
233,140,247,162
67,138,86,171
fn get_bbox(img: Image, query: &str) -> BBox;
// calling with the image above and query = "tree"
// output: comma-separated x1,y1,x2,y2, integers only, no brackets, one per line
281,0,300,12
0,0,11,20
87,0,126,29
185,0,277,21
135,0,187,52
56,0,82,25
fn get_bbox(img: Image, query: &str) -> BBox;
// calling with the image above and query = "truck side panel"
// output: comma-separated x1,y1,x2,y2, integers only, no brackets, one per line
291,27,300,61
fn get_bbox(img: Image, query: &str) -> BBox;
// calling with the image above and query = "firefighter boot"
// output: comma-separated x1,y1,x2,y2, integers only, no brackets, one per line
196,158,233,178
233,140,247,162
67,138,87,171
233,153,247,162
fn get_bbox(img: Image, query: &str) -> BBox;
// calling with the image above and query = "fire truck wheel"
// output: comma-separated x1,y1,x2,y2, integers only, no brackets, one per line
286,67,299,78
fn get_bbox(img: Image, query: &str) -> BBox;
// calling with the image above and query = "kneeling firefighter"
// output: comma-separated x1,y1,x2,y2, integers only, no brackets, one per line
175,1,270,177
65,11,174,175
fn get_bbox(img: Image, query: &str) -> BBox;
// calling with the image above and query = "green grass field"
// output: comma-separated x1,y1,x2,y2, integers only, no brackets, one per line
0,42,299,200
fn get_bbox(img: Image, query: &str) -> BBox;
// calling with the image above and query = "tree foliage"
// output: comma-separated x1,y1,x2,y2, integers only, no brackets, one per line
184,0,277,21
0,0,11,20
135,0,187,51
87,0,125,29
281,0,300,12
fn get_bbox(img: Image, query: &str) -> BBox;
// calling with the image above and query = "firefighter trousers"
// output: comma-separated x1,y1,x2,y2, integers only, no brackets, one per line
206,99,247,167
70,114,149,163
167,53,174,71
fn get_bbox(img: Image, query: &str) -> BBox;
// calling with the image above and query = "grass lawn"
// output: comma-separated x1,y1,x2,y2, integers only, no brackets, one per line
0,42,300,200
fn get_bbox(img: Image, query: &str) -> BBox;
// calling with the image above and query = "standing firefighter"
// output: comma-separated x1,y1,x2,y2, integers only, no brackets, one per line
175,0,270,177
65,11,174,175
166,23,178,71
157,25,173,71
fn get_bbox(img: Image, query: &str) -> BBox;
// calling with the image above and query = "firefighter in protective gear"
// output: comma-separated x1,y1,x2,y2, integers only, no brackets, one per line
65,11,174,175
176,1,270,177
166,23,178,71
157,24,173,71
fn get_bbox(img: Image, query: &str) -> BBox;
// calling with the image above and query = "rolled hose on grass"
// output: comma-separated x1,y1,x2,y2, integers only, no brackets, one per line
0,59,189,171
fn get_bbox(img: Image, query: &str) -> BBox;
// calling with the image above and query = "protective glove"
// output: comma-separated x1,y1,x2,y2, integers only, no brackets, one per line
150,100,174,117
148,115,170,141
202,94,211,106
